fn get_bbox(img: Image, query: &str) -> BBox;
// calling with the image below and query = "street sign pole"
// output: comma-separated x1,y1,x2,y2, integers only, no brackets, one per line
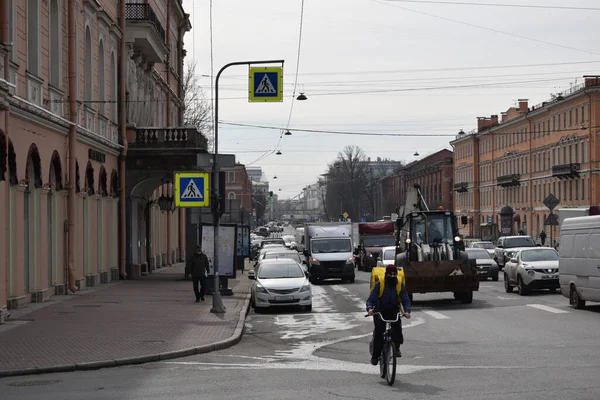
211,59,284,314
543,193,560,248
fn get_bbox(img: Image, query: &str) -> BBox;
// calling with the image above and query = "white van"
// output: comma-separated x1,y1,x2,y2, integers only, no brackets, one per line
558,215,600,309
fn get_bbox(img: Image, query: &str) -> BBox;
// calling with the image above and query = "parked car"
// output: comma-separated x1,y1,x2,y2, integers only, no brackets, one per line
260,249,307,270
504,247,560,295
494,236,537,269
558,214,600,309
249,258,312,312
469,241,496,257
260,238,286,249
465,248,499,281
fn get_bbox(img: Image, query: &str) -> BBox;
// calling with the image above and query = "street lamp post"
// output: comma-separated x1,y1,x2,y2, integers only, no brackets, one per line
211,59,284,314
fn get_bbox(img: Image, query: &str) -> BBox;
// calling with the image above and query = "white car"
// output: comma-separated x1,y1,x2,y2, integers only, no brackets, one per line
375,246,397,267
249,259,312,312
282,235,297,250
504,247,560,295
469,241,496,257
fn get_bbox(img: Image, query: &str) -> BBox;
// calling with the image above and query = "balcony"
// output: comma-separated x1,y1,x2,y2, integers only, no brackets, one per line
453,182,468,193
125,3,168,64
127,127,209,171
552,163,581,179
497,174,521,188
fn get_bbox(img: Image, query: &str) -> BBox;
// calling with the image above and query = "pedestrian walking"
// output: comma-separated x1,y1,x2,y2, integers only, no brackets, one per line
187,245,210,302
539,231,546,246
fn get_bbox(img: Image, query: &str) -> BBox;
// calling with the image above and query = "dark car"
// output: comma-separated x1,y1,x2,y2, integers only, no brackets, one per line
466,248,499,281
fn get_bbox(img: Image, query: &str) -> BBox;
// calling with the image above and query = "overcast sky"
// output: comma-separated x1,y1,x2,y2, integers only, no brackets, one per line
182,0,600,199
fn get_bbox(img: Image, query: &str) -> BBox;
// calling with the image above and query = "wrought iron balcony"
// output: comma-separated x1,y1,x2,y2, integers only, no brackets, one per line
496,174,521,188
125,3,168,63
552,163,581,179
453,182,468,193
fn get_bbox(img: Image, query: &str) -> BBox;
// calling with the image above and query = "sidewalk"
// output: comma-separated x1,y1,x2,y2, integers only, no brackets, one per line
0,263,252,378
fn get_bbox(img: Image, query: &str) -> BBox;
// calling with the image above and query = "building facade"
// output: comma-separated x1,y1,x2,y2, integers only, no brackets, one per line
0,0,191,317
374,149,454,219
223,163,252,209
451,77,600,241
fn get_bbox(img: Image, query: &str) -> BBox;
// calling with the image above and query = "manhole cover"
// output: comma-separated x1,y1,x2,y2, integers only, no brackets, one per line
8,380,61,387
73,304,102,308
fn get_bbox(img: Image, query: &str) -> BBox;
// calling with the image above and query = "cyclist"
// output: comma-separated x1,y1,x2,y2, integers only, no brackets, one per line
366,264,411,366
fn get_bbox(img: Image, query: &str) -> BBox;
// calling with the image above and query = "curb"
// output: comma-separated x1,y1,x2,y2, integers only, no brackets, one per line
0,288,252,379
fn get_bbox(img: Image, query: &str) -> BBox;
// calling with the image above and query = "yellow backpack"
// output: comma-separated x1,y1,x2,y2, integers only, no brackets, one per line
370,266,406,298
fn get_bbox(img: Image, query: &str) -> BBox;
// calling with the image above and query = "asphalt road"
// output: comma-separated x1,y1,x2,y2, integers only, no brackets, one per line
3,230,600,399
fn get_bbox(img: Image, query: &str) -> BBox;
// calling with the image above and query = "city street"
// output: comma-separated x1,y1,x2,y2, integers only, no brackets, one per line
2,261,600,400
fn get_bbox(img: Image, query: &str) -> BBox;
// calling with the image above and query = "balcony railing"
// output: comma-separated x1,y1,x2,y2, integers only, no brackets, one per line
496,174,521,188
131,127,208,150
125,3,166,42
453,182,468,193
552,163,581,179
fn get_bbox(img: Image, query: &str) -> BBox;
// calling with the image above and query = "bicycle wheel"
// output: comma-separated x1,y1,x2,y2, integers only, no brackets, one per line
385,342,397,386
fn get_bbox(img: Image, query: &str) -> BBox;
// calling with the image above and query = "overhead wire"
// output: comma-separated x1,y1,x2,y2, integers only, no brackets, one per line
381,0,600,11
371,0,600,57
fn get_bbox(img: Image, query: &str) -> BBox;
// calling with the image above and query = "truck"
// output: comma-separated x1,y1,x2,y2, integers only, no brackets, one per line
303,222,355,283
356,221,396,272
392,184,479,303
557,207,591,229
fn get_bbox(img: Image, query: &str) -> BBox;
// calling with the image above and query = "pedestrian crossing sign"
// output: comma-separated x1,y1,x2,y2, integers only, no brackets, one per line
249,66,283,102
174,172,210,208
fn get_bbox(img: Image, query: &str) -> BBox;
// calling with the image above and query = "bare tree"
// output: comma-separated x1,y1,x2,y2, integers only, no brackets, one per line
183,60,214,150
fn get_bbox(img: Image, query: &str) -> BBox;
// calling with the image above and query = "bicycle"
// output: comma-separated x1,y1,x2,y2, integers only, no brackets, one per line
365,311,404,386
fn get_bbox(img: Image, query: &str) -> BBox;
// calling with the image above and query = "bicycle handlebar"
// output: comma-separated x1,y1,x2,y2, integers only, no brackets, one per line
364,312,404,323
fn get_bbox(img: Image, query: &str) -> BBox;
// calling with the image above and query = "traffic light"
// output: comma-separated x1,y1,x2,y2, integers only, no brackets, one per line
269,190,273,198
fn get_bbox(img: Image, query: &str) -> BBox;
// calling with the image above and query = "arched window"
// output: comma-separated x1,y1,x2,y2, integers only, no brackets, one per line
49,0,61,87
98,39,105,115
228,192,236,200
84,26,93,103
110,52,117,123
27,0,40,75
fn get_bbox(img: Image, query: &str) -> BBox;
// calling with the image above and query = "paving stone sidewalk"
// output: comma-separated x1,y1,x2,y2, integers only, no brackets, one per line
0,263,252,377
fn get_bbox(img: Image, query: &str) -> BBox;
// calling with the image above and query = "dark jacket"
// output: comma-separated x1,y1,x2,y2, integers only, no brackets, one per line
366,280,411,314
187,252,210,278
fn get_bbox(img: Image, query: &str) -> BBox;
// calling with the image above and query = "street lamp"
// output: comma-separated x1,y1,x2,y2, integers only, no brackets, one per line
157,179,171,212
297,92,307,101
276,150,282,155
284,130,292,136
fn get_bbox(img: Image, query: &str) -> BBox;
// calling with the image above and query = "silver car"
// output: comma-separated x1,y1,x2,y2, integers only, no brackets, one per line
249,259,312,312
504,247,560,295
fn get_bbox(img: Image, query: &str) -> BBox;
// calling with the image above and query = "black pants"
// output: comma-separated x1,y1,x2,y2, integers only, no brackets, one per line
372,312,403,358
192,276,206,300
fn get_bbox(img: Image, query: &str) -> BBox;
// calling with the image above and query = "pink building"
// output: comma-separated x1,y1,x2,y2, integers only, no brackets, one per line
223,164,253,210
0,0,192,320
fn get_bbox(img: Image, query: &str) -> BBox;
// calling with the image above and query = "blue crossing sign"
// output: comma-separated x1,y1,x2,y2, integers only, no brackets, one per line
174,172,210,208
248,67,283,102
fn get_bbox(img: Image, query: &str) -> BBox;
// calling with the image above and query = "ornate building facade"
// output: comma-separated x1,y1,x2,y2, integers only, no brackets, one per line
0,0,193,319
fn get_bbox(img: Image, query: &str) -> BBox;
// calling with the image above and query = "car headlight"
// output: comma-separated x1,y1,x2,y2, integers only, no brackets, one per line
300,284,311,292
311,258,320,265
522,263,532,269
346,257,355,264
367,253,373,258
256,284,268,294
454,236,461,242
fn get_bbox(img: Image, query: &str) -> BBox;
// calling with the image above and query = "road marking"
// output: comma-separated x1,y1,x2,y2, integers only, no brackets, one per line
497,296,516,300
526,304,570,314
421,310,450,320
330,285,351,294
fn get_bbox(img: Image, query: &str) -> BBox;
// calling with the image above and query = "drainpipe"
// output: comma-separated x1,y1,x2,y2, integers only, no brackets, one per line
118,0,128,279
66,0,78,293
165,0,172,265
585,90,593,207
525,114,532,236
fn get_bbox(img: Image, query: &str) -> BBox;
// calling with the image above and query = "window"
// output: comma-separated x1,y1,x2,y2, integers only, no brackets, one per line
228,171,235,183
98,40,105,114
110,52,117,123
84,26,93,103
27,0,40,75
49,0,61,87
228,192,236,200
